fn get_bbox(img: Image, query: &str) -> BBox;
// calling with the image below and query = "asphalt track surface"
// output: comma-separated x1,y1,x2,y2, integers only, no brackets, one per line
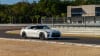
1,26,100,45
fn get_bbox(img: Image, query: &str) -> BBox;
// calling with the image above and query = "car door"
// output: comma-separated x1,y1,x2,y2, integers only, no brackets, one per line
30,29,37,37
27,26,36,37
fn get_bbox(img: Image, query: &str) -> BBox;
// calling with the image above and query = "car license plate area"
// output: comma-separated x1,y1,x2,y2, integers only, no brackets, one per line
52,33,60,37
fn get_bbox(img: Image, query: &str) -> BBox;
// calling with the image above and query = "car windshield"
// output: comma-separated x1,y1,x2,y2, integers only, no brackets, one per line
29,25,50,29
36,26,50,29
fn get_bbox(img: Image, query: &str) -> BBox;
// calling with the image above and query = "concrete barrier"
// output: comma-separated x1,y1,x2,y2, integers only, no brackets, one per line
0,24,100,35
54,27,100,35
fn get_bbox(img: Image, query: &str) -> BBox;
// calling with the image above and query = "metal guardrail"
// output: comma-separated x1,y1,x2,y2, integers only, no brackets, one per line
1,24,100,34
0,23,99,27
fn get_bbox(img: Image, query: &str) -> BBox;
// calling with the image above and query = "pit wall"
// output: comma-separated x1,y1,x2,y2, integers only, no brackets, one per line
0,24,100,35
53,27,100,35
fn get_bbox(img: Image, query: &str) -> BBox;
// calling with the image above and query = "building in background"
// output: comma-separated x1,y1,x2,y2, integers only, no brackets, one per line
67,5,100,24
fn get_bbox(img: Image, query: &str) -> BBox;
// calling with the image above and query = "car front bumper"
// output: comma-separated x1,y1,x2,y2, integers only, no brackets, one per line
47,32,61,38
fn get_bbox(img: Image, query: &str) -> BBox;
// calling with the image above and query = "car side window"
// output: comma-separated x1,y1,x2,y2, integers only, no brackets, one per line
43,27,47,29
43,26,50,29
28,26,35,29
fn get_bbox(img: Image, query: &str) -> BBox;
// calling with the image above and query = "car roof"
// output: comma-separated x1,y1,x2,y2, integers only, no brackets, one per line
27,25,48,27
35,25,47,26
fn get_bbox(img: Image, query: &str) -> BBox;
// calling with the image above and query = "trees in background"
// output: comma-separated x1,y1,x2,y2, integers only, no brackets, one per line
0,0,98,23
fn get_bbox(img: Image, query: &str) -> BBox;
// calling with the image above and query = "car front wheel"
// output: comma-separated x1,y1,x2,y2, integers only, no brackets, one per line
22,32,27,39
39,33,45,40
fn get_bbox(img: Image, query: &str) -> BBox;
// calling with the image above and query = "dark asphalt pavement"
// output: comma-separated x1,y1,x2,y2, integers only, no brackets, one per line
1,26,100,45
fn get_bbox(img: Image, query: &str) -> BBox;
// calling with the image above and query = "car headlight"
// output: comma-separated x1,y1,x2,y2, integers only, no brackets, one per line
46,31,50,34
46,31,50,37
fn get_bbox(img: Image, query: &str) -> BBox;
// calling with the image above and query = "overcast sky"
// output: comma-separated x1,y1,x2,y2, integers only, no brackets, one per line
0,0,39,4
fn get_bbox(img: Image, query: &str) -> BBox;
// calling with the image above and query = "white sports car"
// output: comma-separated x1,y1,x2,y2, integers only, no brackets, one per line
20,25,61,40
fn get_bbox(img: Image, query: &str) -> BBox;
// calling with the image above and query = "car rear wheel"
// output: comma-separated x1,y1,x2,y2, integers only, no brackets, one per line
22,32,27,39
39,33,45,40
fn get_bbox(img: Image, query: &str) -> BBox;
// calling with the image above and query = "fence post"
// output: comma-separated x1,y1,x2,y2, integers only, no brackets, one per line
52,17,54,27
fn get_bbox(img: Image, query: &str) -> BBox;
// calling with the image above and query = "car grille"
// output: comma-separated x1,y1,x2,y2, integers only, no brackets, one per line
51,32,60,37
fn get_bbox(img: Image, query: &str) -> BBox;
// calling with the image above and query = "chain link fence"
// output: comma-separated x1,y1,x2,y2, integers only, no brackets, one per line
41,17,67,24
1,16,100,27
41,16,100,27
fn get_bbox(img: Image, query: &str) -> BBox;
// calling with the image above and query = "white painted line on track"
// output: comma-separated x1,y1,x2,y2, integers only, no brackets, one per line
0,38,100,48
